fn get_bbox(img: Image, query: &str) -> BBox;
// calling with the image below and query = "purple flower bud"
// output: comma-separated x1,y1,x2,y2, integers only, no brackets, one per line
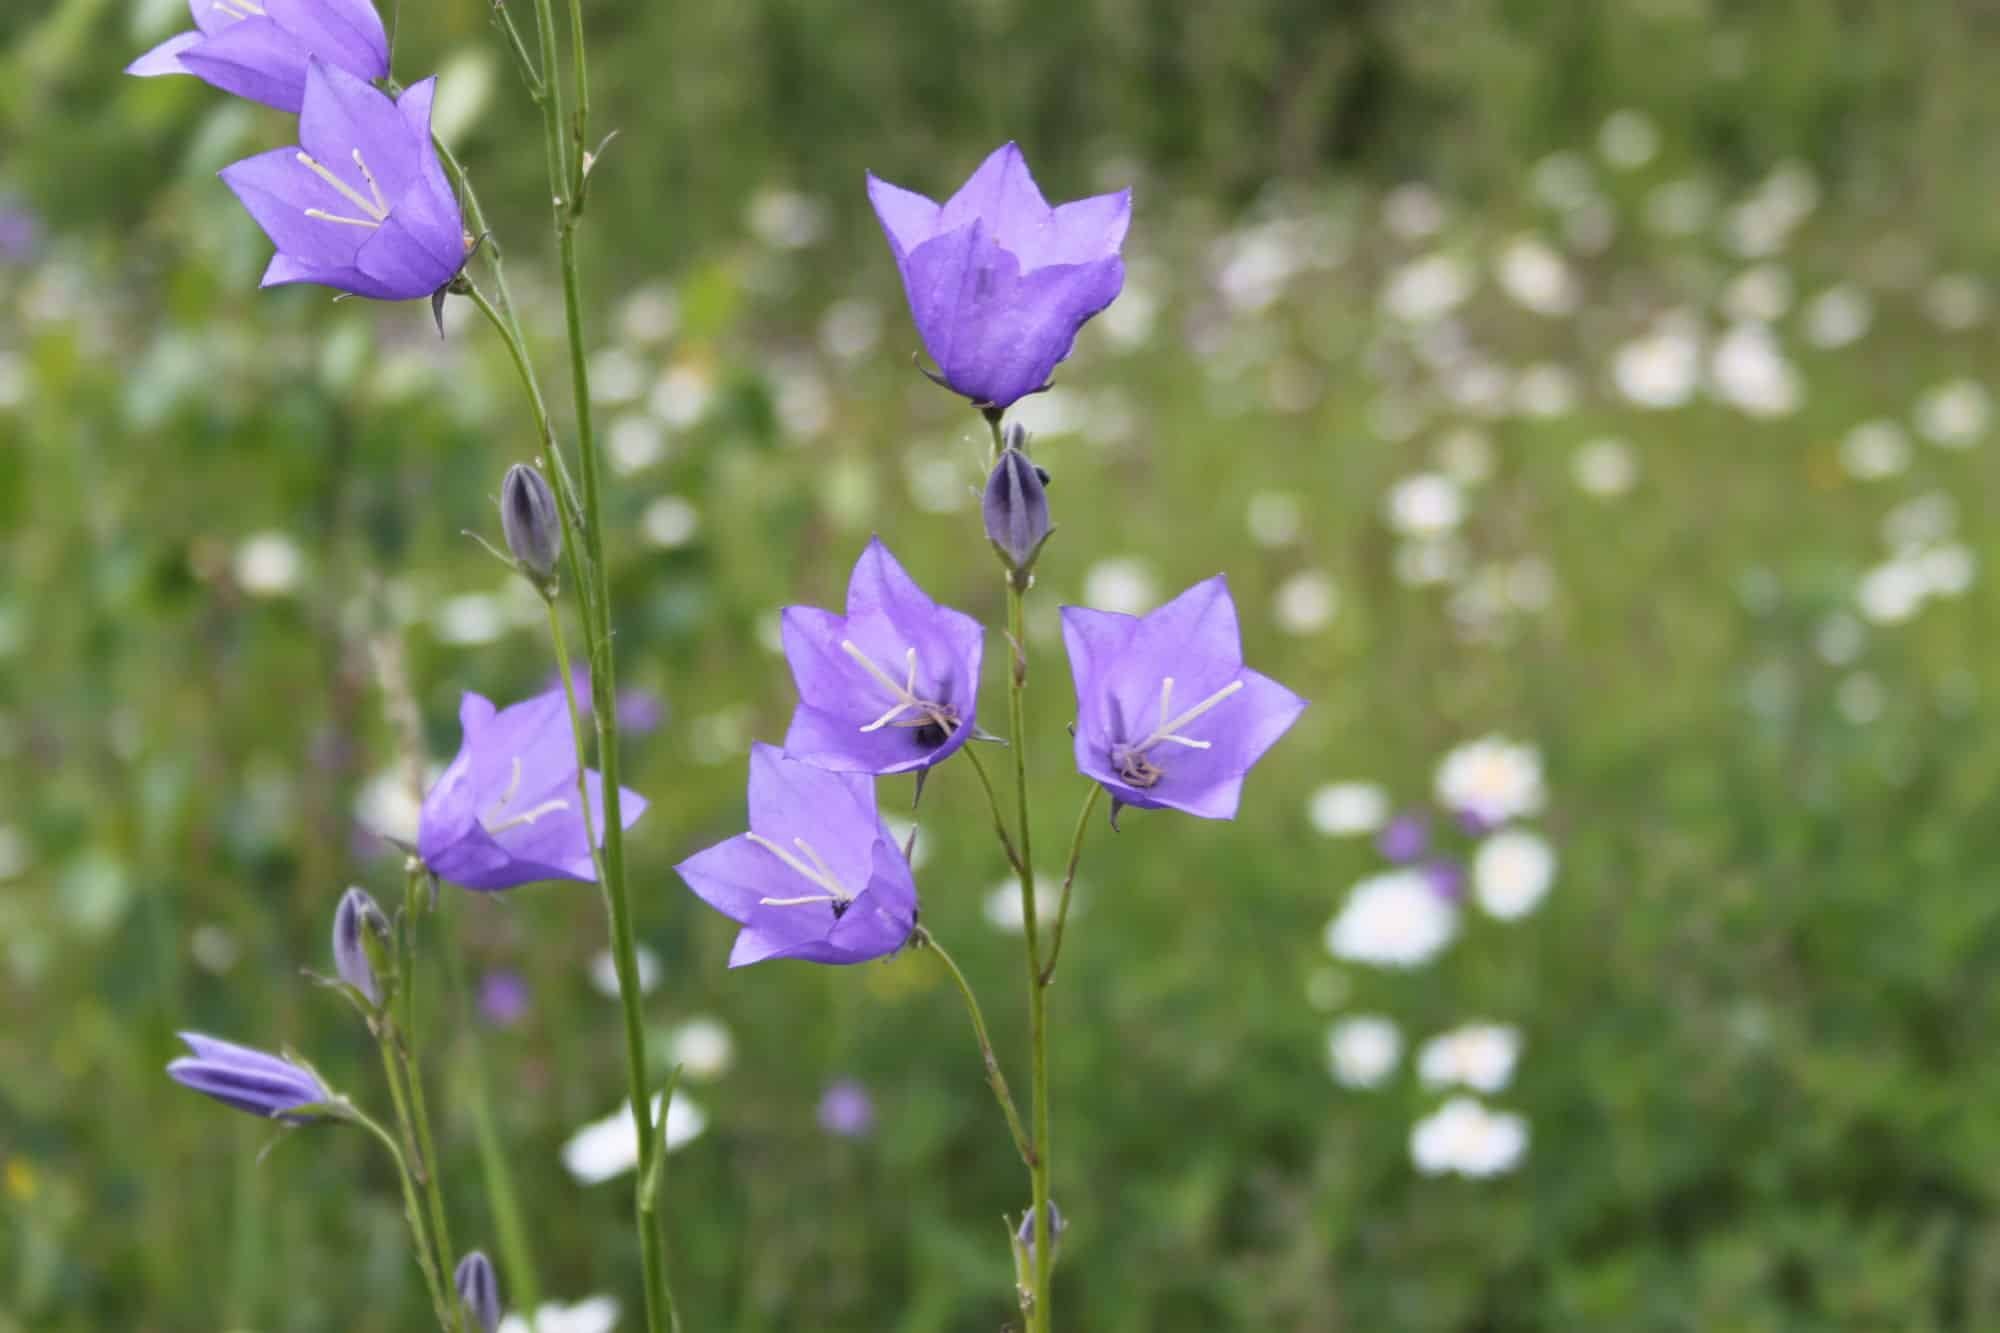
1422,857,1466,901
984,444,1052,578
1376,812,1429,863
167,1032,331,1123
455,1251,502,1333
500,463,563,582
816,1079,877,1138
1017,1201,1066,1264
331,885,390,1004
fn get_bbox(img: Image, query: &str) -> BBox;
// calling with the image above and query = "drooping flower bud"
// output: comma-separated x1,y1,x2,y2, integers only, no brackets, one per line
500,463,563,584
454,1250,503,1333
983,444,1052,583
1016,1200,1066,1265
332,887,390,1005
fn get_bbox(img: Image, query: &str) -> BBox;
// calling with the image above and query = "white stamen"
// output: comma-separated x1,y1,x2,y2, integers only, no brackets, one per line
483,798,570,834
748,832,852,904
296,151,388,223
304,209,382,229
351,148,390,217
477,756,570,833
841,640,948,734
1144,677,1243,750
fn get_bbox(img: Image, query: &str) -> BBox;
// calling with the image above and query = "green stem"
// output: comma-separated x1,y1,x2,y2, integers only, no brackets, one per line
962,743,1025,875
1005,579,1054,1333
917,927,1034,1168
353,1103,456,1331
395,872,463,1333
1038,784,1102,985
565,0,590,204
376,1034,458,1331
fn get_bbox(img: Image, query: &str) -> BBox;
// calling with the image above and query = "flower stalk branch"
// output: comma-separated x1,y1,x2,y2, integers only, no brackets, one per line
916,927,1035,1169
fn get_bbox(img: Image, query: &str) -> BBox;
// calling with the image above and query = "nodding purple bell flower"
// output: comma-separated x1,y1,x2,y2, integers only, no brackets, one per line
779,538,983,776
1376,812,1429,864
868,142,1130,410
675,744,918,967
331,885,390,1004
219,61,469,304
454,1251,502,1333
1060,576,1306,822
984,439,1053,580
418,687,647,892
816,1079,877,1139
167,1032,331,1123
127,0,390,114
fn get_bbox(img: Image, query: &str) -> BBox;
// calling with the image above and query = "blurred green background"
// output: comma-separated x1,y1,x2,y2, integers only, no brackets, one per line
9,0,2000,1329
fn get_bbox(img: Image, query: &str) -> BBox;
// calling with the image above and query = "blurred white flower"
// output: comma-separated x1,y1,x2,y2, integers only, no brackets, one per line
1530,152,1596,212
648,363,712,429
1214,222,1305,313
1855,560,1928,626
1101,273,1159,348
190,923,238,974
1381,253,1472,323
1598,109,1660,169
1325,870,1458,968
1919,543,1977,597
499,1297,621,1333
1561,199,1616,256
1328,1015,1402,1090
1446,360,1513,417
619,283,679,344
1410,1096,1529,1177
1472,830,1557,920
1394,539,1465,588
1307,782,1390,837
589,346,648,406
1613,328,1700,409
746,188,828,249
1711,323,1801,418
1436,737,1545,826
1643,178,1716,237
561,1093,706,1184
902,452,971,515
881,815,932,870
1418,1024,1522,1093
1722,264,1793,324
607,413,668,475
1572,438,1638,497
1435,426,1495,485
1923,274,1988,331
1839,420,1910,481
984,874,1069,934
818,298,882,362
1382,183,1447,240
590,945,660,998
1246,491,1304,548
1813,613,1864,667
1083,558,1158,615
433,593,508,646
1273,570,1338,636
1836,672,1885,725
1384,473,1464,539
0,825,26,881
666,1017,735,1082
1882,492,1956,551
1514,363,1579,418
641,496,700,549
774,367,832,440
1802,283,1872,349
1914,378,1990,448
1495,235,1576,316
234,532,304,597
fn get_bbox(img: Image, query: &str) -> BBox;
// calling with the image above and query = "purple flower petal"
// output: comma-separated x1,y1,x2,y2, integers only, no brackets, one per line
168,1031,328,1122
130,0,387,112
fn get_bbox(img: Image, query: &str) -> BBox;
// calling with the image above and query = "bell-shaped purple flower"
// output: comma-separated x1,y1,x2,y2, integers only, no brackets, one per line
1061,576,1307,820
127,0,389,113
675,744,918,967
780,538,983,776
455,1251,503,1333
418,687,647,892
167,1032,330,1122
868,142,1129,409
219,61,468,303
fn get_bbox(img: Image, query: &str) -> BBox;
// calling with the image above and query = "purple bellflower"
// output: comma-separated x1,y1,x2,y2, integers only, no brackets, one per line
780,538,983,776
219,61,468,304
167,1032,330,1122
1377,811,1429,863
675,744,918,967
816,1079,878,1138
418,687,647,892
868,142,1129,409
1061,575,1306,822
127,0,389,113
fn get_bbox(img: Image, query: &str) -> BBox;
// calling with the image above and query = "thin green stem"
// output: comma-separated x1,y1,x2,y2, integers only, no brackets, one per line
352,1103,456,1331
917,927,1034,1168
488,0,544,98
1038,784,1103,986
565,0,590,204
376,1036,459,1331
1005,579,1054,1333
962,743,1025,875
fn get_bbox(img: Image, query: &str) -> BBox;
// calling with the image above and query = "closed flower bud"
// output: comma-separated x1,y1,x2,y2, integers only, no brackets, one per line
1017,1200,1066,1265
332,886,390,1006
983,445,1052,581
500,463,562,583
455,1251,502,1333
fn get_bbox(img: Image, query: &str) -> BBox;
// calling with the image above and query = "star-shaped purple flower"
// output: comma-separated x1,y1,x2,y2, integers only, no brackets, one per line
219,61,468,303
128,0,389,114
868,142,1129,409
1061,575,1306,821
168,1032,330,1122
779,538,983,776
418,687,647,892
675,744,918,967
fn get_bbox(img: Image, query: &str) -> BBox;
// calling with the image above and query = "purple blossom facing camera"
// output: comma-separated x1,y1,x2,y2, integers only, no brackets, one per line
127,0,389,114
1377,811,1429,863
418,687,647,892
675,744,918,967
780,538,983,776
1061,576,1306,820
167,1032,329,1122
868,142,1129,409
816,1079,877,1138
219,61,468,303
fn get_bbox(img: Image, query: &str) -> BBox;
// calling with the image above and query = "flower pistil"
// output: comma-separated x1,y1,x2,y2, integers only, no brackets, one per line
1109,676,1244,788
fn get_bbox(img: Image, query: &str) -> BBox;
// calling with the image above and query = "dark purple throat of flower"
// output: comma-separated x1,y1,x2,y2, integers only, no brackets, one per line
841,637,960,751
749,830,860,921
1107,674,1245,789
